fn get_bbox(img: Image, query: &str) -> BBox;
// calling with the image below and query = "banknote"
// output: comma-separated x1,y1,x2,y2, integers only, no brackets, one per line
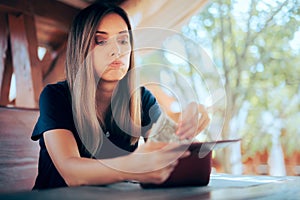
147,112,190,143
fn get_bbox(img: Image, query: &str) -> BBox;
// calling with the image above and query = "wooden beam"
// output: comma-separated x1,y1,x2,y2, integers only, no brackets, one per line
0,41,13,106
41,49,56,77
0,0,79,31
24,14,43,105
43,45,67,86
0,11,8,97
8,14,36,108
35,16,69,48
41,41,66,78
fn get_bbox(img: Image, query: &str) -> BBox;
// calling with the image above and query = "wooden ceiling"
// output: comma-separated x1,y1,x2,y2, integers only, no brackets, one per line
57,0,128,9
0,0,208,50
0,0,76,50
0,0,129,50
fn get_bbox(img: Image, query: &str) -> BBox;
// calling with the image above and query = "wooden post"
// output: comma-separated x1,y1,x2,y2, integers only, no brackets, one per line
0,43,13,106
8,13,36,108
24,14,43,105
0,12,8,99
42,43,67,85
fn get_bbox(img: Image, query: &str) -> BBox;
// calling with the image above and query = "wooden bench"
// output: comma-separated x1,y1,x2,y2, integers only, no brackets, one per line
0,106,39,193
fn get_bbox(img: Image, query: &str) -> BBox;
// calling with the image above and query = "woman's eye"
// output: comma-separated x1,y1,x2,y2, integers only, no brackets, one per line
95,35,108,46
95,40,107,46
117,34,130,45
118,39,129,45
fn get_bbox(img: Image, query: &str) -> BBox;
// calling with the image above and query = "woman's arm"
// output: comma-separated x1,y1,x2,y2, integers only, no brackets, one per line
44,129,189,187
44,129,125,186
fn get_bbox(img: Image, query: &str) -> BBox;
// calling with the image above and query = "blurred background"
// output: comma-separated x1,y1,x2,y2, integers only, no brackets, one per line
0,1,299,193
137,0,300,176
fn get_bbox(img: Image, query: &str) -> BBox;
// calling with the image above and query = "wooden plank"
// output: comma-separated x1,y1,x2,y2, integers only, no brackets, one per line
41,42,67,79
0,106,39,193
0,11,8,96
24,14,43,105
40,49,56,77
35,16,69,48
41,41,66,80
8,14,36,108
0,0,79,31
43,45,67,85
0,11,12,106
0,43,13,106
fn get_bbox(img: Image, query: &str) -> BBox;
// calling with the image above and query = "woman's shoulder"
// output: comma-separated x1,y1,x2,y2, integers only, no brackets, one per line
41,80,70,99
140,86,154,98
39,80,71,108
140,86,160,110
43,80,69,93
32,80,74,141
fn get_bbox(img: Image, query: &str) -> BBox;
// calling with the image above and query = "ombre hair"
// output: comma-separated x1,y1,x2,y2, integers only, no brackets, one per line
65,2,141,156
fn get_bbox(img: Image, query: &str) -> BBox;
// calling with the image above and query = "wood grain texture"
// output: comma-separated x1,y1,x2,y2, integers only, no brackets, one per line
0,0,79,29
0,18,12,106
23,14,43,105
0,46,12,106
1,175,300,199
8,14,36,108
0,11,8,95
0,106,39,193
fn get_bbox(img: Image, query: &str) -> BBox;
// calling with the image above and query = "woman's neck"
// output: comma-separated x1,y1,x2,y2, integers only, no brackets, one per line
96,80,118,113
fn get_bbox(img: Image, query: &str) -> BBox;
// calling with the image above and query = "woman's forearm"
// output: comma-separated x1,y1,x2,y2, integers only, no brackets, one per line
61,156,130,187
43,130,137,186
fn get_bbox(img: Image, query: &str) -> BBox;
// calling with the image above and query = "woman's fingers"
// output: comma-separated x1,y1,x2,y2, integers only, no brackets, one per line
134,142,190,170
176,102,198,136
176,103,210,139
197,116,210,133
134,143,192,184
148,154,189,184
197,104,210,132
125,142,192,184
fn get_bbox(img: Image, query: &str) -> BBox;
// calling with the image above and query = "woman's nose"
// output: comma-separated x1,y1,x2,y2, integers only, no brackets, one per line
110,40,121,57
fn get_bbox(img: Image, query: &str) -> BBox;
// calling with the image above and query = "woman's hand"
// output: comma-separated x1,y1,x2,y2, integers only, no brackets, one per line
122,142,190,184
176,102,210,140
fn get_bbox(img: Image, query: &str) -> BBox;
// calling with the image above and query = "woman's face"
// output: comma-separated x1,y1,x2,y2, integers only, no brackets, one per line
92,13,131,81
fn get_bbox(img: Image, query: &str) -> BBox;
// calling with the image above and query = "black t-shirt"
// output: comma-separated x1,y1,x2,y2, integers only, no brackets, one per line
31,81,161,189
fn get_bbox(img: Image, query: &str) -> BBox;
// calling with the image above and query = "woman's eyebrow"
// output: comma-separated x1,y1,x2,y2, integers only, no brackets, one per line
95,30,128,35
119,30,129,34
95,31,108,35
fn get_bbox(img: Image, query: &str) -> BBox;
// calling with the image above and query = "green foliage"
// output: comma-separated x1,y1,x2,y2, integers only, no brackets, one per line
182,0,300,158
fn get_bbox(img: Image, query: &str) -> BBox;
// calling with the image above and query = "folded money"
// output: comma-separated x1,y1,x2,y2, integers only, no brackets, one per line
147,112,190,143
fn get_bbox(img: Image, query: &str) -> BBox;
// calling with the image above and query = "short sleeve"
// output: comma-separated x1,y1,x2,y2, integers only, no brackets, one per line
31,82,74,141
140,87,162,136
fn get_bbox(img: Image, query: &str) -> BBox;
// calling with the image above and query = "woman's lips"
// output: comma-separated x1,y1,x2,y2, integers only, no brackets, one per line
109,60,124,68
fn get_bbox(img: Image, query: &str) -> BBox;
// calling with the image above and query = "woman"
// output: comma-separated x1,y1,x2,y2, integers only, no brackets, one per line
31,2,210,189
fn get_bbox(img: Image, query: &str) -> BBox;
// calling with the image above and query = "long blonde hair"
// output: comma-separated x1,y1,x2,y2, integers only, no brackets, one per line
65,3,141,156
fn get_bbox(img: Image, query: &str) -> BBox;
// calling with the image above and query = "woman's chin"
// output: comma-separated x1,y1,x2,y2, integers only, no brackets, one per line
100,75,126,82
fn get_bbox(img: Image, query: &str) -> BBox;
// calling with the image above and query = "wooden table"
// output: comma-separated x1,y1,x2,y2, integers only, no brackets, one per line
1,174,299,200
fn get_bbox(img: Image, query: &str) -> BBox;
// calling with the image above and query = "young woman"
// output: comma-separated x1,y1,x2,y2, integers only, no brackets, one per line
31,2,210,189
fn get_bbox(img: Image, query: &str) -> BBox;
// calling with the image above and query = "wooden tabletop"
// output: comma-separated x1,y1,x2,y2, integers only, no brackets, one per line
1,174,299,200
